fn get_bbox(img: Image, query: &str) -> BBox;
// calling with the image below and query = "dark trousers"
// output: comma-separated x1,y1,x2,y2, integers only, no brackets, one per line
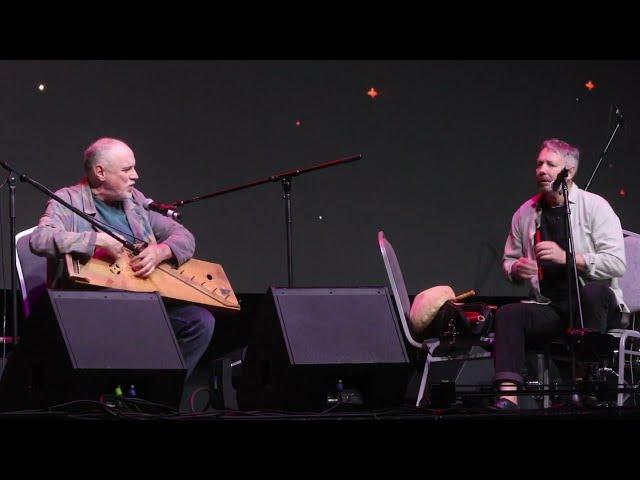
493,283,621,386
165,304,215,379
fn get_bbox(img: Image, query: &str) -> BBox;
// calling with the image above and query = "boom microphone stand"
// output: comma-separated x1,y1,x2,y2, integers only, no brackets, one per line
584,105,624,192
170,154,363,287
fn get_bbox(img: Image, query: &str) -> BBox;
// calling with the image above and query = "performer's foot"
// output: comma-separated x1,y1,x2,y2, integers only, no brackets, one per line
570,394,608,408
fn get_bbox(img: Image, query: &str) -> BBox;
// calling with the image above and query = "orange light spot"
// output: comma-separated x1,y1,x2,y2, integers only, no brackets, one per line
585,80,596,91
619,188,626,197
367,87,379,99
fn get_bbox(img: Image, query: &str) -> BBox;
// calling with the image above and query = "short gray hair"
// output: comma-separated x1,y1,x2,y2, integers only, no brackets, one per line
83,138,129,172
541,138,580,169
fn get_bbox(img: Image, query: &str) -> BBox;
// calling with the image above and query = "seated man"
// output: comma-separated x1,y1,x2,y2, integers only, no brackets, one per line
29,137,214,379
492,138,628,409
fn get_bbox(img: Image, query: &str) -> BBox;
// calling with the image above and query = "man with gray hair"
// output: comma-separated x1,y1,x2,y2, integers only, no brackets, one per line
491,138,627,409
30,137,215,380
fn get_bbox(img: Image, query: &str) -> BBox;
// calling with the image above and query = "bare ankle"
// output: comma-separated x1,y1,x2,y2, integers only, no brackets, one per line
498,382,518,405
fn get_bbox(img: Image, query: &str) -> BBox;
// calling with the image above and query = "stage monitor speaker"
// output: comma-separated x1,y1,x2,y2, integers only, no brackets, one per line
0,290,186,411
237,287,411,411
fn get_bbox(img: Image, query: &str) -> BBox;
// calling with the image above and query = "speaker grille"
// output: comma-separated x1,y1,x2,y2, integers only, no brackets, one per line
49,291,184,370
272,287,408,365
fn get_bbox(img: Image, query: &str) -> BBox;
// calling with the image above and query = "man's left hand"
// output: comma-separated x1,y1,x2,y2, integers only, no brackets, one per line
534,241,566,265
130,243,173,278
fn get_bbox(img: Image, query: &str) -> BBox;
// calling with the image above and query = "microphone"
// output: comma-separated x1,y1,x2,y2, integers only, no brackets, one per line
614,104,625,127
552,167,569,192
143,198,182,221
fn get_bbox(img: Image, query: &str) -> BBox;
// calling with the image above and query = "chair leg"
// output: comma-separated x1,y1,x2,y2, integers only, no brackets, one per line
618,334,626,407
416,358,430,408
544,354,551,408
536,352,551,408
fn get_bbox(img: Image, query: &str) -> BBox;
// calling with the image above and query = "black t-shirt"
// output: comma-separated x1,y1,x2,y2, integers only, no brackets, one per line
538,203,578,301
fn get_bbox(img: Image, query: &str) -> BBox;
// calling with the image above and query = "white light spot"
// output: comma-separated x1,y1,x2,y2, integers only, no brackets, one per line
38,84,45,92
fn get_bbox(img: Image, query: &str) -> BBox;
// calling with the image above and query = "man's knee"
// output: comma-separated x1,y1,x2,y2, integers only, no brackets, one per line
582,283,613,302
171,304,216,340
495,303,526,330
192,307,215,339
496,303,523,318
581,283,619,331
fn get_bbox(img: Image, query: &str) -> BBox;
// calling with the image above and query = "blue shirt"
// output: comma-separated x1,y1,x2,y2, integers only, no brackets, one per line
93,196,136,245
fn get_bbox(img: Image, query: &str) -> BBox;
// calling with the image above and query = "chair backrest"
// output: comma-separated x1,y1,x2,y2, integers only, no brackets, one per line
620,234,640,313
378,231,421,349
15,227,48,319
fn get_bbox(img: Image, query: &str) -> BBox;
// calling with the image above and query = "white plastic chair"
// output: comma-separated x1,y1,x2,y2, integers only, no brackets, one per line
608,233,640,406
15,227,47,320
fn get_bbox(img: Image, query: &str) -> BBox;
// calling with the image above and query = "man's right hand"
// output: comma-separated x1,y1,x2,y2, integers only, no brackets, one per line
511,257,539,281
95,232,125,261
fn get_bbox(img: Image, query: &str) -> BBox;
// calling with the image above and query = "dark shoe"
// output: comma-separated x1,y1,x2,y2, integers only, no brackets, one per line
574,394,609,408
489,398,520,410
569,393,584,408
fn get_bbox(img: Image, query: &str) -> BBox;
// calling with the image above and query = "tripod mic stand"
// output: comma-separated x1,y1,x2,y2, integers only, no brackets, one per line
564,103,624,406
0,165,29,348
554,176,586,405
0,172,19,348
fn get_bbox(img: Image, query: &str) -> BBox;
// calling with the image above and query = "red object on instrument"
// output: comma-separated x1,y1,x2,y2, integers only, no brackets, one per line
534,228,543,280
463,311,483,325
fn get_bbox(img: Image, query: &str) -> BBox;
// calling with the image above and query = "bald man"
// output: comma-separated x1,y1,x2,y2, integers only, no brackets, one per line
30,137,214,379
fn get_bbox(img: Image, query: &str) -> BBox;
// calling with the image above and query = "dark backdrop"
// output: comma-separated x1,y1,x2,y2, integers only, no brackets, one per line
0,60,637,296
